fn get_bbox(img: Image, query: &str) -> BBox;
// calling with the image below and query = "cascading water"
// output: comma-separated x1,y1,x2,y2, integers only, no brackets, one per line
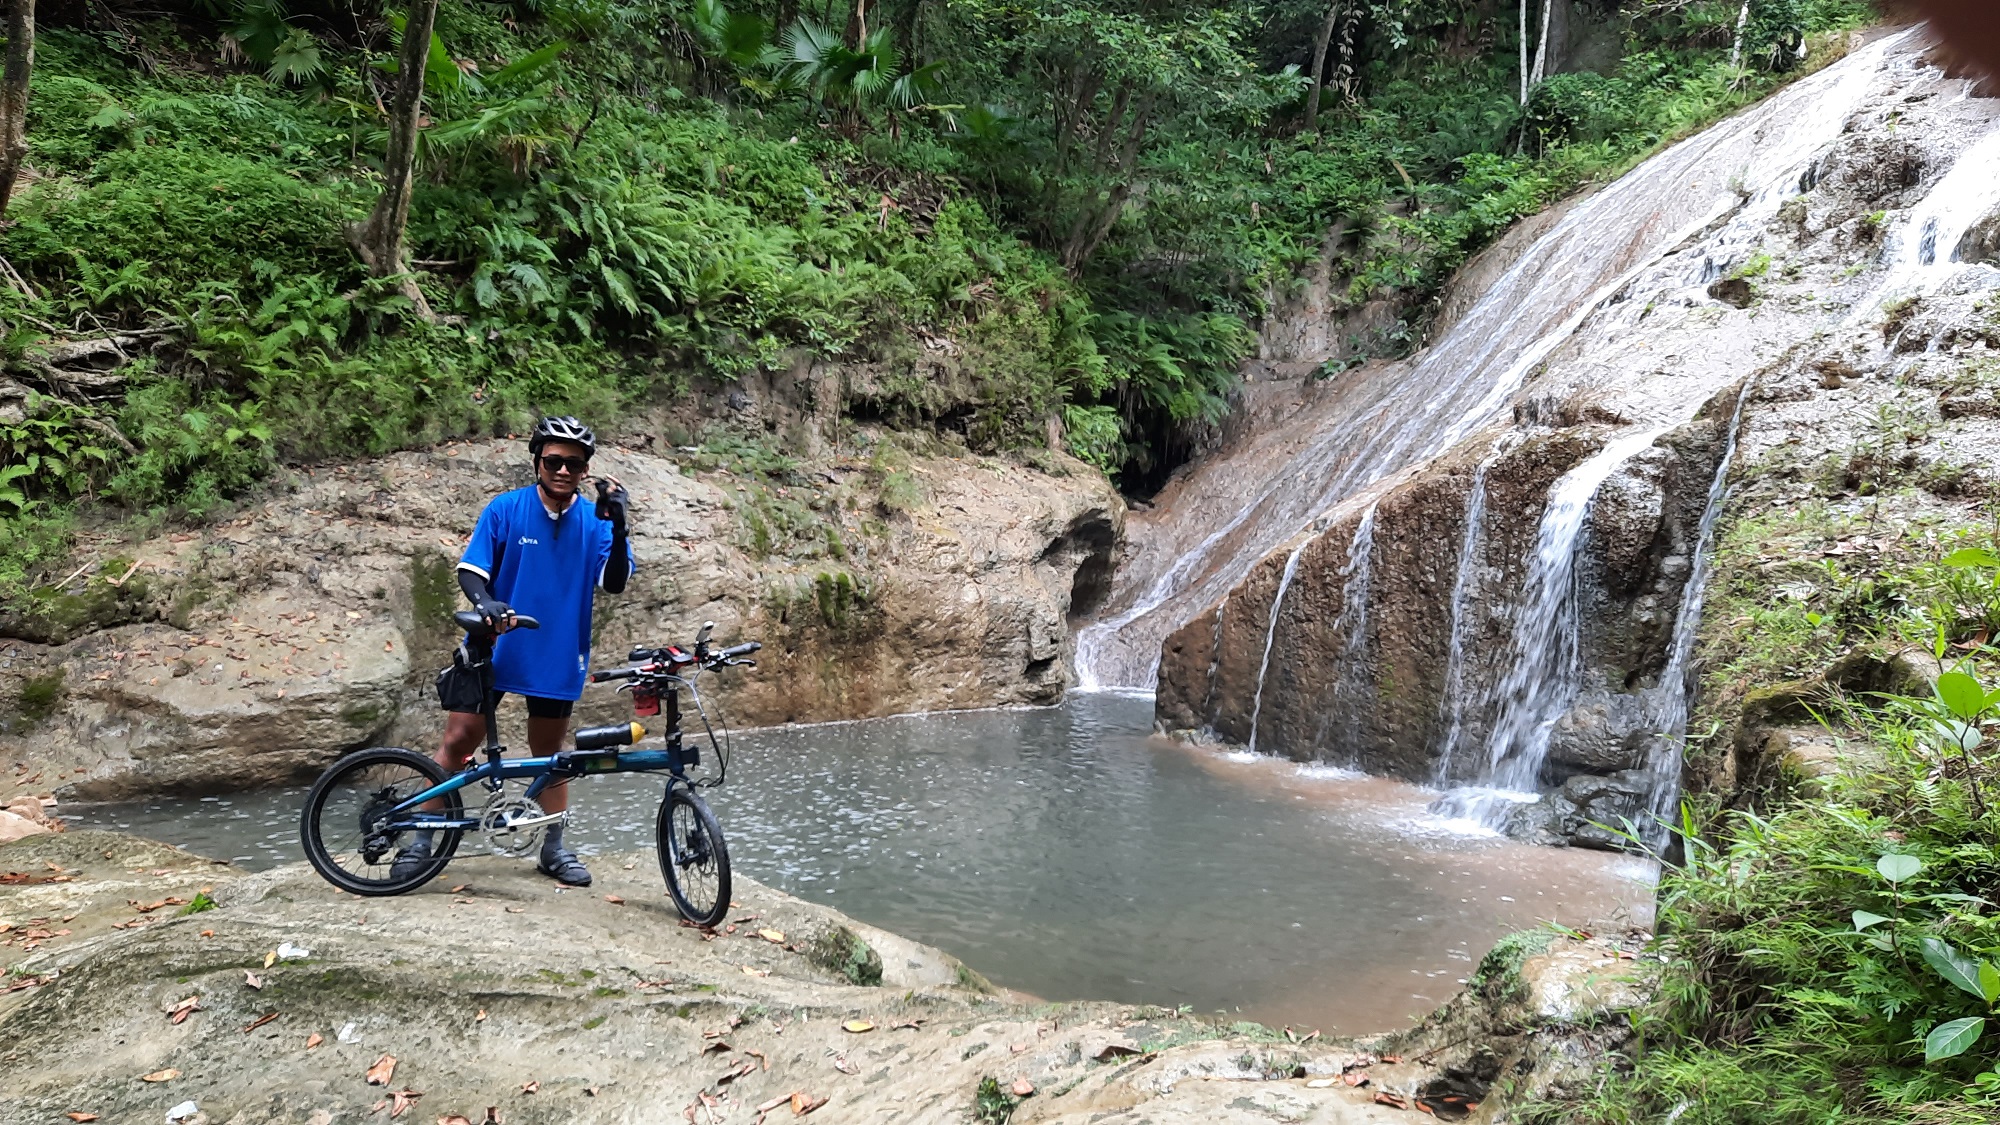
1433,443,1505,783
1075,31,1906,692
1432,427,1672,827
1244,543,1308,756
1318,503,1382,756
1642,382,1756,834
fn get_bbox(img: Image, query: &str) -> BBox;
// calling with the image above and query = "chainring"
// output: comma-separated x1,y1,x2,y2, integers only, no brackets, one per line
478,794,552,858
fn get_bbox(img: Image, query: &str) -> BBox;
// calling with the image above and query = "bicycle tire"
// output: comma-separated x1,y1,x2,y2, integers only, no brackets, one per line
657,786,731,926
300,746,463,896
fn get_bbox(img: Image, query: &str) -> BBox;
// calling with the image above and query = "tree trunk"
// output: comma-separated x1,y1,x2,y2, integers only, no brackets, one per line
352,0,440,316
1528,0,1554,87
843,0,866,47
1063,91,1152,273
1304,0,1339,133
1728,0,1751,69
776,0,797,34
1518,0,1528,104
0,0,34,218
1053,66,1101,173
894,0,921,68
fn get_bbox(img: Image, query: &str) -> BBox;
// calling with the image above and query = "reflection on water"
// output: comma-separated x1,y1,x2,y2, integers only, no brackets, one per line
71,694,1654,1033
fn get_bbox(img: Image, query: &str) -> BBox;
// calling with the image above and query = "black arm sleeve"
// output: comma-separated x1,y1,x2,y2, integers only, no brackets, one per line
458,566,497,609
602,526,631,594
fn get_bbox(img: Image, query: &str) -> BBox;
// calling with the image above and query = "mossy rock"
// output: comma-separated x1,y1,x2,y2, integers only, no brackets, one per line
807,925,883,987
1471,929,1558,1005
0,568,153,644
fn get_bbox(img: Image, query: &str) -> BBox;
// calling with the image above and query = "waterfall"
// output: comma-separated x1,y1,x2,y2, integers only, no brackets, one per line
1074,30,1905,691
1434,427,1671,826
1199,594,1229,729
1244,542,1308,756
1322,503,1382,754
1245,503,1378,757
1642,382,1756,834
1432,448,1501,783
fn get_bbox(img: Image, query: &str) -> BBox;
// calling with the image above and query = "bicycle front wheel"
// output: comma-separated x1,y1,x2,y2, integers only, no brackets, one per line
657,786,731,927
300,746,463,896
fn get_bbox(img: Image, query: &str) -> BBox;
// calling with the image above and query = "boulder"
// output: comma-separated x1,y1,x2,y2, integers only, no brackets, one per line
0,809,48,843
1545,694,1654,776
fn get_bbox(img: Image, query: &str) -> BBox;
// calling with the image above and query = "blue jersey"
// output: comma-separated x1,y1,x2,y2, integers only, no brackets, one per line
458,485,634,702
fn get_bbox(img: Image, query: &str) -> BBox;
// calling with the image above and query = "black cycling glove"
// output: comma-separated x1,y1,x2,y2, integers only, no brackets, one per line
595,479,629,527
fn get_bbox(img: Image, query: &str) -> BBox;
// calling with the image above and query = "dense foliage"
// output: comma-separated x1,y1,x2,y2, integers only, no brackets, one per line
0,0,1874,596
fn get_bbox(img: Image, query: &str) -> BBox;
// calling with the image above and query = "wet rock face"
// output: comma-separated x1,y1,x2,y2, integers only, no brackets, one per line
1156,415,1726,795
0,441,1121,801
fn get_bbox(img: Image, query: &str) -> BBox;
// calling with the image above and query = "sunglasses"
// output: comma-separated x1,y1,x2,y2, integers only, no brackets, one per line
538,454,591,475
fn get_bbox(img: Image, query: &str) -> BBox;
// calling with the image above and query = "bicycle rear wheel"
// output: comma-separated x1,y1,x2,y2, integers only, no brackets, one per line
657,786,731,927
300,746,463,896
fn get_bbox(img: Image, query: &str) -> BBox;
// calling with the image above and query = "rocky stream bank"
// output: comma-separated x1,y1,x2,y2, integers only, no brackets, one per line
0,830,1654,1125
0,436,1119,804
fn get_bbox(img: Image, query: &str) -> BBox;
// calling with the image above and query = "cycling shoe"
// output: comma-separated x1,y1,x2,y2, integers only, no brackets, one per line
389,836,434,882
537,847,592,887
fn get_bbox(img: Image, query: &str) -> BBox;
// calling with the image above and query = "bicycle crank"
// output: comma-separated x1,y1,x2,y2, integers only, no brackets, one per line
477,794,565,858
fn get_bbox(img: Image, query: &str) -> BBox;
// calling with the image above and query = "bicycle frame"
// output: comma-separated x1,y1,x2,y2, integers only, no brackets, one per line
380,643,702,833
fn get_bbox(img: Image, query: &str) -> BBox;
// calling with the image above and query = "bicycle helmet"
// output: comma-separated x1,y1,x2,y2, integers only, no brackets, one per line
528,415,596,458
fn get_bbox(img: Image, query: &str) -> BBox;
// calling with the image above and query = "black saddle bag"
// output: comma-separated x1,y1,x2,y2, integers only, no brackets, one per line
434,642,489,713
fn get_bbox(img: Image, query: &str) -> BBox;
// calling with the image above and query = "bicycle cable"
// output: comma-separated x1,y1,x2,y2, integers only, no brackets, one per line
666,670,731,789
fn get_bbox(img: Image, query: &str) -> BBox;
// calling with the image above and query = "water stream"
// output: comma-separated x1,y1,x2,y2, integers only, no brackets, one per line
1434,446,1503,783
1433,426,1672,826
68,696,1653,1034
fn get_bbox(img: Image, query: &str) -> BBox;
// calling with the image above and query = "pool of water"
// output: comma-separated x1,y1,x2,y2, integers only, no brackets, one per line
69,693,1654,1033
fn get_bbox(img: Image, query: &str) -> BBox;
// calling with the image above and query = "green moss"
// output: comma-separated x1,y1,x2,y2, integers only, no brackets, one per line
14,669,64,726
1471,929,1558,1003
582,1015,607,1029
807,926,884,987
408,551,460,636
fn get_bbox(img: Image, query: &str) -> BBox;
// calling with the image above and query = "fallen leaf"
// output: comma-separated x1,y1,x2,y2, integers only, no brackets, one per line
890,1018,927,1031
1011,1079,1035,1097
483,1110,502,1125
65,1113,100,1122
742,965,770,977
841,1020,874,1034
584,1087,599,1097
263,950,278,969
437,1116,472,1125
306,1033,324,1050
367,1053,399,1086
519,1080,539,1095
745,1047,769,1071
1009,1042,1029,1054
390,1089,423,1117
832,1054,858,1075
476,1009,488,1022
167,996,201,1024
718,1061,756,1084
199,930,215,938
604,895,625,905
1380,1054,1404,1064
791,1092,828,1116
140,1069,180,1082
449,884,470,894
242,1011,281,1033
1373,1091,1410,1110
702,1040,733,1054
505,907,525,914
755,1094,793,1113
244,970,264,990
1306,1078,1338,1089
758,928,786,944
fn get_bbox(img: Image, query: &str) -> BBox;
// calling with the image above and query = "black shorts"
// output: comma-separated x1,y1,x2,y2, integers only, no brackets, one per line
448,689,573,720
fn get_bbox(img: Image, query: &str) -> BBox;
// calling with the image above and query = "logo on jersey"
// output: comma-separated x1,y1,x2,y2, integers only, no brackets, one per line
518,536,540,545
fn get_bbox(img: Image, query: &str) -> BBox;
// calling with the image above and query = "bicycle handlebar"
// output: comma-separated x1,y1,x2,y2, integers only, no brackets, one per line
454,610,540,633
717,641,761,659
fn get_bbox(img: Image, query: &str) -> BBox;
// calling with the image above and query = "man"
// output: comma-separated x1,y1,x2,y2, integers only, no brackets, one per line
395,415,634,886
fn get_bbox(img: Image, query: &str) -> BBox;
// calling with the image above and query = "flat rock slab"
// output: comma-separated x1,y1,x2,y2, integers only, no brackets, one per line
2,832,1441,1125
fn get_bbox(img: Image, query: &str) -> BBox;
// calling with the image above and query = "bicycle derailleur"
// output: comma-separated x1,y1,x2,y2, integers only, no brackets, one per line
477,792,567,858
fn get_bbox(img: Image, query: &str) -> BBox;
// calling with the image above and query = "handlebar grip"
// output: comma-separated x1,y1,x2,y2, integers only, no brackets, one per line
718,641,762,659
590,667,639,683
453,611,541,632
